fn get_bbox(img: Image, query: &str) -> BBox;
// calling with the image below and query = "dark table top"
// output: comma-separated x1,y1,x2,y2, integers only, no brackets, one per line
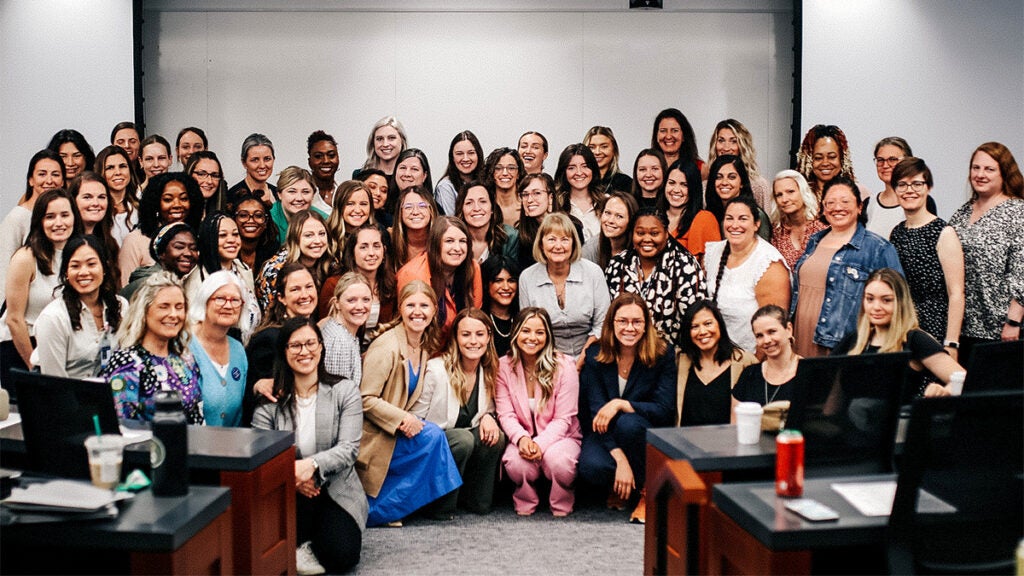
1,483,231,551
647,425,777,472
712,474,894,550
1,420,293,472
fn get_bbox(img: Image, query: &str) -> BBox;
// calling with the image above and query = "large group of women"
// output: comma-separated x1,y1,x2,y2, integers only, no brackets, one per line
1,112,1021,574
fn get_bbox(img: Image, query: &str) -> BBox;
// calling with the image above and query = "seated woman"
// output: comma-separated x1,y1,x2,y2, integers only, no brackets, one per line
120,222,198,302
832,268,964,398
605,207,706,349
519,212,609,368
118,172,203,286
676,301,757,426
33,235,126,378
253,316,365,574
732,305,805,408
270,166,328,245
188,271,248,427
578,294,676,524
357,280,461,526
704,197,791,352
584,125,632,195
630,149,668,209
256,210,332,312
184,211,260,344
480,254,520,357
413,308,506,515
495,307,582,517
1,189,76,382
435,131,484,216
455,181,517,263
662,160,719,263
397,216,482,338
100,271,203,424
768,170,826,269
582,190,639,270
320,272,371,383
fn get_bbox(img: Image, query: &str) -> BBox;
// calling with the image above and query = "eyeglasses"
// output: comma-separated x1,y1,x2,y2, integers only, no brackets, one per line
614,318,645,329
402,202,429,212
193,170,222,180
873,156,902,167
212,296,243,308
519,189,549,199
286,339,321,353
235,210,267,222
494,165,519,174
895,181,928,193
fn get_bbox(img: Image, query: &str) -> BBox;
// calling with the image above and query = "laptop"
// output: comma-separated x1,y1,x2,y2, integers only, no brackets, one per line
962,340,1023,393
786,351,911,476
10,369,121,479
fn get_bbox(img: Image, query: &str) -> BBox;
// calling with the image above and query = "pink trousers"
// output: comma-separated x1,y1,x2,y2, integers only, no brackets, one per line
502,437,581,516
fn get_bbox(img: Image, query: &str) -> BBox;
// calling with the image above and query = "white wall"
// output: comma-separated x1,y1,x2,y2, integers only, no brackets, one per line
139,2,795,188
0,0,135,216
802,0,1024,218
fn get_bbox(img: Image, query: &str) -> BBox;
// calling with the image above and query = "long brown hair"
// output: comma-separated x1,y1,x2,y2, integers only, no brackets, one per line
442,308,498,405
509,307,560,412
596,293,666,367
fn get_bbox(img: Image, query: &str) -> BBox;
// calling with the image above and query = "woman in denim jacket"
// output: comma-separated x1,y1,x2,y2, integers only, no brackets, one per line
791,177,903,357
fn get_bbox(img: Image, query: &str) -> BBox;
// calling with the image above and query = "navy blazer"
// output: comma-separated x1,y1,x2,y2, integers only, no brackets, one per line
580,342,677,453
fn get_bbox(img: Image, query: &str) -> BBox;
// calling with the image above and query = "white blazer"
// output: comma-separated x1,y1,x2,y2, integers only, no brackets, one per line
412,357,494,430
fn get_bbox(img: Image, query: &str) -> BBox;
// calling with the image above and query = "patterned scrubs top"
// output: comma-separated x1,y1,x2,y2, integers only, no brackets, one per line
101,343,204,424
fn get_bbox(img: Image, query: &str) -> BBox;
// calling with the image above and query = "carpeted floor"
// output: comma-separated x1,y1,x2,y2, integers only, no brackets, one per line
353,504,644,575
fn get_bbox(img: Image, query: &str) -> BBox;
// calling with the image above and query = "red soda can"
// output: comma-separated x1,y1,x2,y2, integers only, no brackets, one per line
775,429,804,497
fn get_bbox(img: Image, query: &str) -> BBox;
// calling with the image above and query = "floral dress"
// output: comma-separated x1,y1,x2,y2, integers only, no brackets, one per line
101,343,204,424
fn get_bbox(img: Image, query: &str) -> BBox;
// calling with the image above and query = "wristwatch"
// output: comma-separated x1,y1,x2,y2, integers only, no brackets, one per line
943,340,959,349
1005,317,1022,328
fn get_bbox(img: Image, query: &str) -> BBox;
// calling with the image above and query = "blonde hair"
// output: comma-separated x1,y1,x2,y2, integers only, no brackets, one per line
768,169,819,225
284,210,333,283
119,271,190,354
328,271,370,318
849,268,919,355
509,307,560,413
371,280,442,354
442,308,499,406
707,119,761,181
532,212,581,265
362,116,408,171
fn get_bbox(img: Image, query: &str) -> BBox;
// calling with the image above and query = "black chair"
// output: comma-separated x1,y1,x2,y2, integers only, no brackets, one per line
787,352,911,476
888,390,1024,574
962,339,1023,393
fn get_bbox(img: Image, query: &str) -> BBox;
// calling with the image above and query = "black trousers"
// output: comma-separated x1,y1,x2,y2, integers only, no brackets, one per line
296,490,362,573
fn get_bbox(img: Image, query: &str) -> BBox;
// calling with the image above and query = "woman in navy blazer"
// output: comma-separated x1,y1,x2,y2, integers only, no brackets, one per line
578,293,676,524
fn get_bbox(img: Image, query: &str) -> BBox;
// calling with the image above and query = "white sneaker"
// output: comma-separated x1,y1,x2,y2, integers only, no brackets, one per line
296,541,326,575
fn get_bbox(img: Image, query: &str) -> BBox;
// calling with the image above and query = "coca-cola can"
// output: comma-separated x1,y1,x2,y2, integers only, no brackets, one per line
775,429,804,497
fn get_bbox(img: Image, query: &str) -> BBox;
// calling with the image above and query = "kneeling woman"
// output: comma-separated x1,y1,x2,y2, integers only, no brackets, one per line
358,280,461,526
495,307,582,517
414,308,507,515
578,293,676,524
253,317,365,574
832,268,964,397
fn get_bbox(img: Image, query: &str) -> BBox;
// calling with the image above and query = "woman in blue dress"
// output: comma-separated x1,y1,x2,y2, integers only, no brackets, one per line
357,280,461,526
188,271,248,426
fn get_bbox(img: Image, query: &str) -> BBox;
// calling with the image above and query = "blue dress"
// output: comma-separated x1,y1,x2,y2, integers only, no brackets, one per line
189,338,247,427
365,360,462,526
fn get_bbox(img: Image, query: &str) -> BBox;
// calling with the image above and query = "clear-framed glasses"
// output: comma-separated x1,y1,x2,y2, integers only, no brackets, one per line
286,339,321,354
895,180,928,193
494,164,519,174
873,156,902,167
519,189,549,200
402,202,429,212
212,296,243,308
614,318,645,329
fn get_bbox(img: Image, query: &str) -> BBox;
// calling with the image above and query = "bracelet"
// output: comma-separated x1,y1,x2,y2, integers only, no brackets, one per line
1006,317,1022,328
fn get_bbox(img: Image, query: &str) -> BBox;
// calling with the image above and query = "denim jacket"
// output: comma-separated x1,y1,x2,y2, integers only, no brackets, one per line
791,224,903,349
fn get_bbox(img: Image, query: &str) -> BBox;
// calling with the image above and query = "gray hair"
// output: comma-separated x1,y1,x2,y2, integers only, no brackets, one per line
188,270,244,327
240,133,275,162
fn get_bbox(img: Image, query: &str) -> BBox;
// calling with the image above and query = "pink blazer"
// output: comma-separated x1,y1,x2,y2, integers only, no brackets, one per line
495,354,582,452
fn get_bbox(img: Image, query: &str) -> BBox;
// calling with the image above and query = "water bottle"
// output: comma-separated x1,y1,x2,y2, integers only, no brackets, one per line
152,390,189,496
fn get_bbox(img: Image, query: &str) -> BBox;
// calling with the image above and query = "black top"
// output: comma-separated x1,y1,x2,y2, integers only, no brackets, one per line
598,171,633,195
489,314,513,358
227,180,278,209
680,365,732,426
833,329,947,397
889,218,949,339
732,362,803,405
455,376,480,429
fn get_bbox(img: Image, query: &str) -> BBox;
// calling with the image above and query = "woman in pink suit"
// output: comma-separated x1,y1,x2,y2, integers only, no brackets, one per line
495,306,582,517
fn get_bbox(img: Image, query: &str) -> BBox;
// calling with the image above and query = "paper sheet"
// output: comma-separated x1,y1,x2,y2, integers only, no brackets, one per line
831,481,958,516
0,412,21,431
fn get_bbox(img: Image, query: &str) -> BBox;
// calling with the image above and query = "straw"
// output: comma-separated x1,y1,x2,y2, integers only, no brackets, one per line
92,414,102,437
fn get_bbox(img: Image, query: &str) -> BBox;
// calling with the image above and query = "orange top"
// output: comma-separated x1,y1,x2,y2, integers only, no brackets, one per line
396,252,483,332
673,209,721,264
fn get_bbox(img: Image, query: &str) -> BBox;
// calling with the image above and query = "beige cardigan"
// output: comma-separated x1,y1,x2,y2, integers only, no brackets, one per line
675,348,758,426
356,325,425,497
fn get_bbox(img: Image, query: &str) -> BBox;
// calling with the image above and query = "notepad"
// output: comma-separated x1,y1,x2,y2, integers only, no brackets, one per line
2,480,127,512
